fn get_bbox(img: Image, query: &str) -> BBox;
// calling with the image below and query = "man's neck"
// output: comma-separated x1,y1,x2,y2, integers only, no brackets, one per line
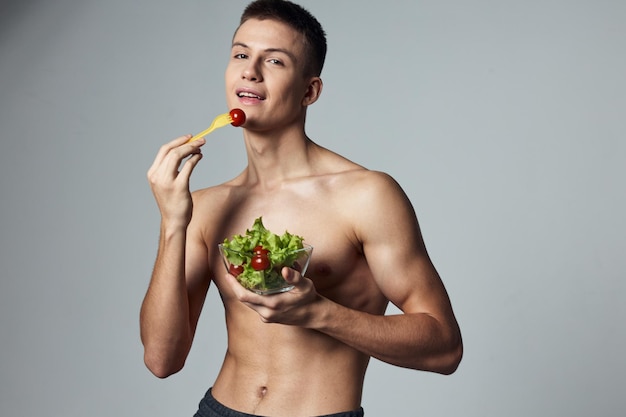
240,126,317,189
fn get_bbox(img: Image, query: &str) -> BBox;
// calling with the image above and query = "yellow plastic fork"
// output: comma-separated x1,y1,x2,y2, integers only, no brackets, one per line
188,112,233,142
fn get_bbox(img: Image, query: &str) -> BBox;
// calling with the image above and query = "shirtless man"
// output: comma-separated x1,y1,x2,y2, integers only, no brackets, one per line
140,1,462,416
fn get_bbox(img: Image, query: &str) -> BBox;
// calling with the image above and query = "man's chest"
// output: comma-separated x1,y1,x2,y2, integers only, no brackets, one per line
206,195,375,300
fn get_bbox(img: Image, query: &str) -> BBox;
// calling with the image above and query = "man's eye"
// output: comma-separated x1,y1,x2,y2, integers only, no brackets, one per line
234,53,247,59
268,59,283,65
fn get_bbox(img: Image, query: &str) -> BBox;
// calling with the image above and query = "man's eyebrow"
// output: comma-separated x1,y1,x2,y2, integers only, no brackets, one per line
231,42,297,62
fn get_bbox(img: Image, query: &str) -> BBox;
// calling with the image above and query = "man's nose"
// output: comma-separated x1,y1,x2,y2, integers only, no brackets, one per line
242,61,261,81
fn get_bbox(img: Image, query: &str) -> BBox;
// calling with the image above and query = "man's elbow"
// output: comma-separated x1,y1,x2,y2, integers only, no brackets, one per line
435,336,463,375
144,352,185,379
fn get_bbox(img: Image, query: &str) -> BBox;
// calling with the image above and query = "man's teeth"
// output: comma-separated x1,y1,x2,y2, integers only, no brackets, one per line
238,92,262,99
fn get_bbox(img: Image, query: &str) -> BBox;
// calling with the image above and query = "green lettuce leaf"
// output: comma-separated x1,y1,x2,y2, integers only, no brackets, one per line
221,217,305,291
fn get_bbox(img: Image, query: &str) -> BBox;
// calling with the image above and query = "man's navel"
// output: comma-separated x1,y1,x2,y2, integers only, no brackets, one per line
251,386,268,414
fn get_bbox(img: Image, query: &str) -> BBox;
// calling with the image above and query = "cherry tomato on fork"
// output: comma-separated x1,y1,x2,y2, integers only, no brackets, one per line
229,108,246,127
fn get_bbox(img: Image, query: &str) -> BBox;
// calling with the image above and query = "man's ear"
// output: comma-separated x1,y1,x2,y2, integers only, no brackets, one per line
302,77,323,107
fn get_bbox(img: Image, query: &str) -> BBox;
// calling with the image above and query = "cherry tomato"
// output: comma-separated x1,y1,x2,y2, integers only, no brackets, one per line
229,263,244,277
229,108,246,127
253,245,269,256
251,254,270,271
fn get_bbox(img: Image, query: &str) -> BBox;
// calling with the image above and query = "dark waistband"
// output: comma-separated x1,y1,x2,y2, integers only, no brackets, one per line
197,388,364,417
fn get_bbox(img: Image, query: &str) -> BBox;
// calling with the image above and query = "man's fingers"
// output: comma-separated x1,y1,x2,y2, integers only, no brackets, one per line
282,267,302,285
226,273,272,304
178,152,203,181
150,134,193,172
149,136,206,180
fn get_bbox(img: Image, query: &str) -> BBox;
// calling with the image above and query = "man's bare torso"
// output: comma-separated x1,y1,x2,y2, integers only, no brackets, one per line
191,147,389,415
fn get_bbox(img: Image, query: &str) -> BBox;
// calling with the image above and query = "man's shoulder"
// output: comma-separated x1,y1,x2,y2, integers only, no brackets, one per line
191,181,232,200
313,149,394,186
326,167,400,194
312,168,408,221
190,178,245,210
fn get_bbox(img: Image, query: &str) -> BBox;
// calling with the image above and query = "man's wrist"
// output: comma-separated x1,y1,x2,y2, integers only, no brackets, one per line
305,295,337,331
159,218,189,239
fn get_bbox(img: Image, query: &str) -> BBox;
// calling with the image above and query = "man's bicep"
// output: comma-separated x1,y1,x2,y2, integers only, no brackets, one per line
358,173,448,314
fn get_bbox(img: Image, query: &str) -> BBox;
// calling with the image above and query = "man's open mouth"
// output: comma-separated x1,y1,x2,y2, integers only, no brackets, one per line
237,90,265,100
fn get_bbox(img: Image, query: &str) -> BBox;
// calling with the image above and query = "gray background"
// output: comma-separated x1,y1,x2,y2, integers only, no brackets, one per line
1,0,625,416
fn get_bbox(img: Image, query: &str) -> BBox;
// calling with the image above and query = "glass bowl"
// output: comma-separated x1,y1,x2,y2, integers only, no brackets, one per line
218,244,313,295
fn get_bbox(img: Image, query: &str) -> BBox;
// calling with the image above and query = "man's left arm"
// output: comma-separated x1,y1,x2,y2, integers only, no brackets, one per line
311,172,462,373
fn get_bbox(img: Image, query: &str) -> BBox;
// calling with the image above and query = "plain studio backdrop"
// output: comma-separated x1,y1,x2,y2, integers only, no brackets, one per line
1,1,624,416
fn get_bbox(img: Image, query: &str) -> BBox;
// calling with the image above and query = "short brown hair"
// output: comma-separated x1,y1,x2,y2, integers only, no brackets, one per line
239,0,327,77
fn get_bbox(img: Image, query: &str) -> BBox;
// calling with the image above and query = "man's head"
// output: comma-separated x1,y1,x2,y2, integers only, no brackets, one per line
225,1,326,130
237,0,327,77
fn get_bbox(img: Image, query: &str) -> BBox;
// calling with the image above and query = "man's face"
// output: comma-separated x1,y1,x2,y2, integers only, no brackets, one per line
225,18,313,131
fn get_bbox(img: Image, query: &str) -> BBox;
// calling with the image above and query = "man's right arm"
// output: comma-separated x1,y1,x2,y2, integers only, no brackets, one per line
139,135,209,378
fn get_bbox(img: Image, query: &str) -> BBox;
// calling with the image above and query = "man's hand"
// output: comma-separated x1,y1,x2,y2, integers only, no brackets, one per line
225,267,320,326
147,134,206,227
